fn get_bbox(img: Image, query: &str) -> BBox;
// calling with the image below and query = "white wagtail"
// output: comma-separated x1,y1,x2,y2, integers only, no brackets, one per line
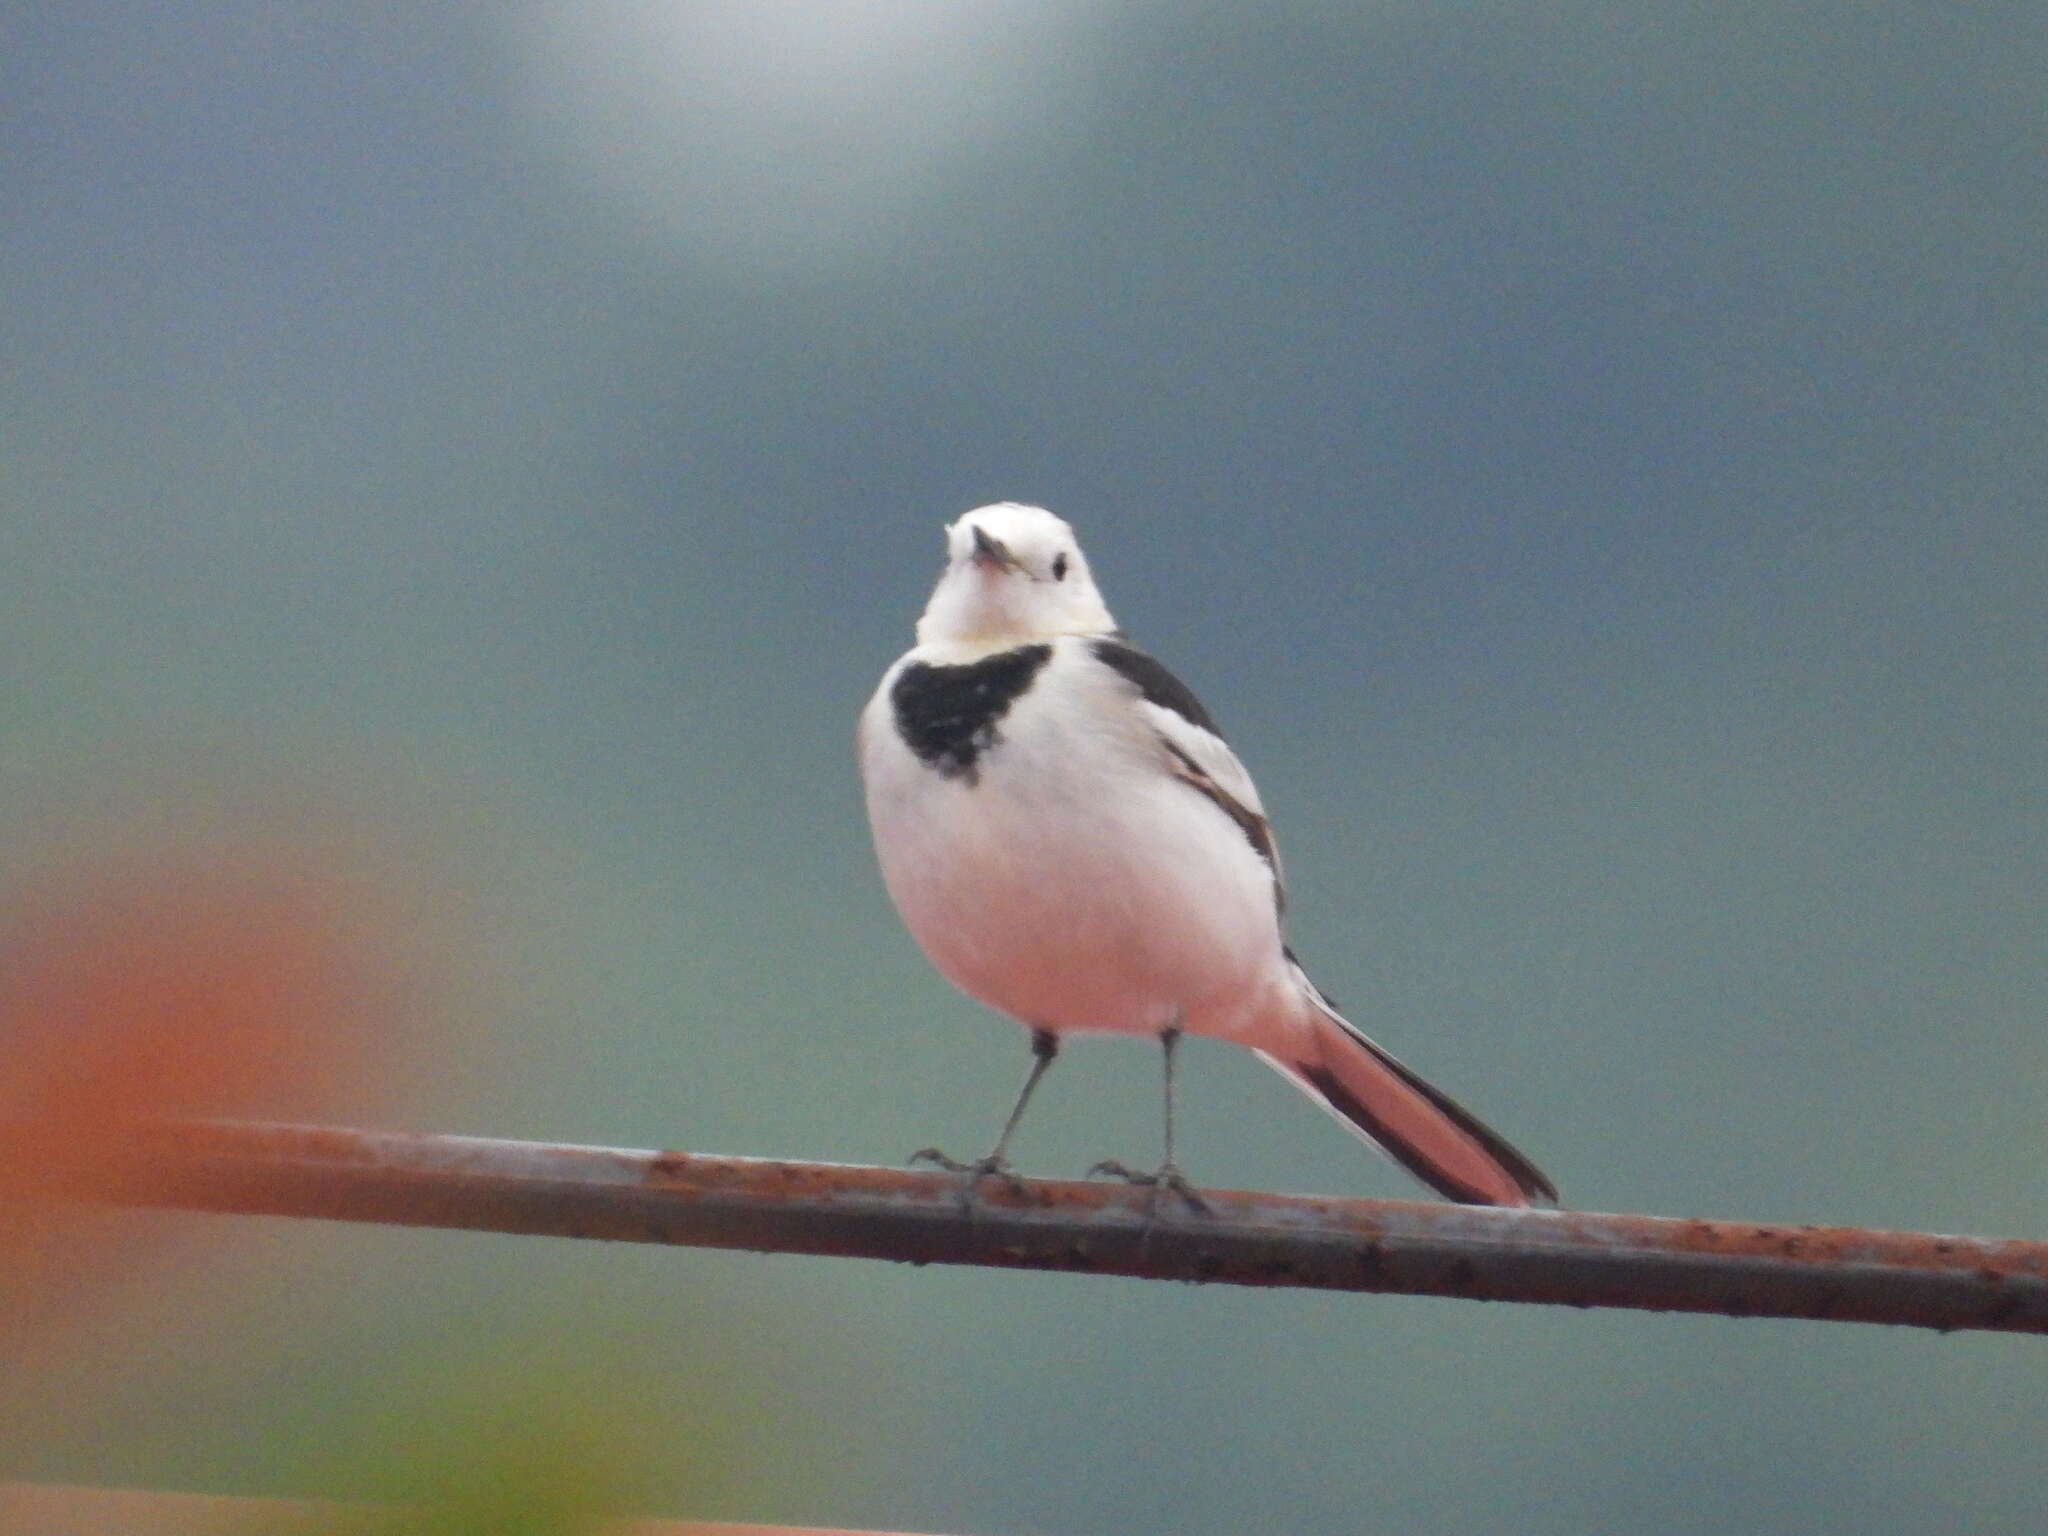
858,503,1554,1207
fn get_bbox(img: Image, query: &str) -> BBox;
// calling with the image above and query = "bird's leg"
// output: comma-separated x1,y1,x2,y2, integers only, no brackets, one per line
1090,1021,1210,1213
912,1028,1058,1197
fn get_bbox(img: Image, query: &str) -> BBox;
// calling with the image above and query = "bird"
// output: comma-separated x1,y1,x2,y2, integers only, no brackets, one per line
856,502,1555,1208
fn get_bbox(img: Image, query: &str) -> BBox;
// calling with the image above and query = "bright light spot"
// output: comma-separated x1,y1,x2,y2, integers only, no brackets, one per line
516,0,1103,275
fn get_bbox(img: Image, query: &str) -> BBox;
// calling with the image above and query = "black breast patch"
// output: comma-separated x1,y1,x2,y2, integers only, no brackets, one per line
890,644,1054,784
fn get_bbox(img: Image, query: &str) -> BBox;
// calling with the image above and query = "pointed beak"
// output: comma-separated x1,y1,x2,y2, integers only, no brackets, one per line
968,523,1018,572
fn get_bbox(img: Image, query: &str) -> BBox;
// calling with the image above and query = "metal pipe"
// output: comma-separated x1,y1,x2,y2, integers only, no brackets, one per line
46,1121,2048,1334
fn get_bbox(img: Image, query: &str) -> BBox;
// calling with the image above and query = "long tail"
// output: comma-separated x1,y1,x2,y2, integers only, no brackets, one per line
1257,987,1556,1208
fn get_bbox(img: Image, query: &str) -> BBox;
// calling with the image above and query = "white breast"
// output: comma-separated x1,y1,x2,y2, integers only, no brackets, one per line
858,639,1288,1043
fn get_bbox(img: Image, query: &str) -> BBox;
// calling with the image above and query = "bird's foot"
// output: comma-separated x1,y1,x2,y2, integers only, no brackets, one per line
910,1147,1027,1200
1087,1158,1146,1182
1087,1159,1211,1215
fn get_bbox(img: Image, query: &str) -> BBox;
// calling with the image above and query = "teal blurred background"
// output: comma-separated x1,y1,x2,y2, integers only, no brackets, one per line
4,3,2046,1531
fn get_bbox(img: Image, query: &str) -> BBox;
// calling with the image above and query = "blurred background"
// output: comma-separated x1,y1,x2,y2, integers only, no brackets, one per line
3,2,2045,1531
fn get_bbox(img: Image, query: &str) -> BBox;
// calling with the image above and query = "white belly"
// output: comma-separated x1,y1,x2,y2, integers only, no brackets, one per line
861,666,1285,1042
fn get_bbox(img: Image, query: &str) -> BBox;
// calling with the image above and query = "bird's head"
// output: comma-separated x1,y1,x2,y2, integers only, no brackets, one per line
915,503,1116,648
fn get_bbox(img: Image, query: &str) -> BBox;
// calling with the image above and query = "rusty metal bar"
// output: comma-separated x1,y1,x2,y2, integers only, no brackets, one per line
42,1121,2048,1334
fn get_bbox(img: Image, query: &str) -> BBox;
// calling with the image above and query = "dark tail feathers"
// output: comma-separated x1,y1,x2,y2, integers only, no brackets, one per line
1259,999,1555,1207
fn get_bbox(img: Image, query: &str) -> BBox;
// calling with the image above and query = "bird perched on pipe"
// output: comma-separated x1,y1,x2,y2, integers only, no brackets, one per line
857,502,1554,1208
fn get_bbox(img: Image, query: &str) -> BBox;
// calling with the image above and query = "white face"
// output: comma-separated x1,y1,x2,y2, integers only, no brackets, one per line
915,503,1117,647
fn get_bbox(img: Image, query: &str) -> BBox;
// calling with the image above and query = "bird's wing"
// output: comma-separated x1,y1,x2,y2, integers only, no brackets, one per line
1087,637,1285,911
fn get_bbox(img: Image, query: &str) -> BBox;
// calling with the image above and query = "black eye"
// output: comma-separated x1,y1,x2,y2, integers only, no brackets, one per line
1051,553,1069,580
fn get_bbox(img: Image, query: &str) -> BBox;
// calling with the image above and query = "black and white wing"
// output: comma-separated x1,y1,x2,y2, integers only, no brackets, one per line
1087,636,1286,913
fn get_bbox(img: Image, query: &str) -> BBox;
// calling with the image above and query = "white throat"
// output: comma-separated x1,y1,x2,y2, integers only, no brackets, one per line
913,503,1116,649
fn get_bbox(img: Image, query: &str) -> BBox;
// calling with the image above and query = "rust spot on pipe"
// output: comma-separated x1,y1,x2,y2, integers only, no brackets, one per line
646,1150,694,1182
